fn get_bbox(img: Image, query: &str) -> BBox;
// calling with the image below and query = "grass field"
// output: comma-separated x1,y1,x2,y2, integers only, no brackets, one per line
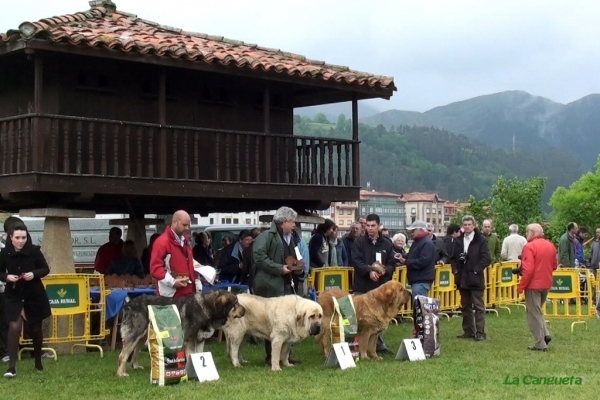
3,308,598,400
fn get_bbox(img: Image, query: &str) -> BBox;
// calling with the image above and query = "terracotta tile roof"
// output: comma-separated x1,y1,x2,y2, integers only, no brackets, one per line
1,1,396,94
399,192,445,202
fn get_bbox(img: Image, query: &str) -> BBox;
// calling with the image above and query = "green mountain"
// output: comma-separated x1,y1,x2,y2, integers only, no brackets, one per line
294,115,586,204
360,91,600,168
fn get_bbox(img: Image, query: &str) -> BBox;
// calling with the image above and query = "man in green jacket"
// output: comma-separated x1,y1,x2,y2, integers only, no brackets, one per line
558,222,578,267
482,220,501,264
252,206,302,365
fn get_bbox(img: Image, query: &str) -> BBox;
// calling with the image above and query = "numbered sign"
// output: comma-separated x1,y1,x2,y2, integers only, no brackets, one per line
190,352,219,382
395,339,426,362
324,342,356,370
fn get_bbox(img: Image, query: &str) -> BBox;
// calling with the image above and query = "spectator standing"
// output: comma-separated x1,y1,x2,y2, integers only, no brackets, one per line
558,222,578,267
252,207,303,365
481,220,501,264
351,214,396,354
342,222,362,267
451,215,491,341
398,220,435,298
150,211,198,298
0,223,51,377
501,224,528,261
517,223,557,351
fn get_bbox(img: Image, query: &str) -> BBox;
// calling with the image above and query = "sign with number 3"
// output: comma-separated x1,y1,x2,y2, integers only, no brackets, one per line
395,339,426,362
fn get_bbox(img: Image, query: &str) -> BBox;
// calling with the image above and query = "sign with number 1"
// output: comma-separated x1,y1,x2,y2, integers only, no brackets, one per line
324,342,356,370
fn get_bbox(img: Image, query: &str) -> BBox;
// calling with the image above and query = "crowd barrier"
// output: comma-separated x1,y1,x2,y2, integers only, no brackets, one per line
309,267,354,293
19,274,111,359
543,268,595,332
309,263,597,333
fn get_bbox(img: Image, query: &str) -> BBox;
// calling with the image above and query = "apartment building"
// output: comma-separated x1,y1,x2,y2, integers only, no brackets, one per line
399,192,445,233
358,190,406,232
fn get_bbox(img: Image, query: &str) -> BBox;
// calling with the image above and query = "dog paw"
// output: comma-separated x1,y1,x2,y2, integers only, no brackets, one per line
132,365,144,370
241,359,249,364
282,362,293,368
271,366,282,372
117,372,129,377
374,356,383,361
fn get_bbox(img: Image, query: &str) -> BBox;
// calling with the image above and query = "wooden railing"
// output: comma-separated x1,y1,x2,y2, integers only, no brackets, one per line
0,114,358,187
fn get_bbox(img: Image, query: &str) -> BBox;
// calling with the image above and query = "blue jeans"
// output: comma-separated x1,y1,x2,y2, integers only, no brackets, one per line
411,282,431,299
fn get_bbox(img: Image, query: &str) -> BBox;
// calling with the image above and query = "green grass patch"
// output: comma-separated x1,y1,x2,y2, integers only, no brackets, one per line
3,308,598,399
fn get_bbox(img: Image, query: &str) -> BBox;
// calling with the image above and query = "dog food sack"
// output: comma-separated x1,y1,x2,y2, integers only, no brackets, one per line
330,295,359,357
413,296,440,358
147,305,188,386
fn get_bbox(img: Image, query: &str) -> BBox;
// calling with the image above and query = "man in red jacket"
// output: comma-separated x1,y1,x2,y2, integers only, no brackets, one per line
517,223,557,351
150,210,197,298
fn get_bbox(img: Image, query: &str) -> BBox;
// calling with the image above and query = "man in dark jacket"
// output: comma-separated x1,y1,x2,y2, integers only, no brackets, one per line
442,224,461,264
342,222,362,267
426,223,449,265
399,220,435,298
218,230,253,283
351,214,396,353
450,215,491,341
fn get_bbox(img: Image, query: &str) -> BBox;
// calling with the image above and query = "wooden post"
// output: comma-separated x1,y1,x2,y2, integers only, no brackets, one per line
351,93,360,187
158,68,167,178
32,53,43,171
263,87,270,134
264,86,271,182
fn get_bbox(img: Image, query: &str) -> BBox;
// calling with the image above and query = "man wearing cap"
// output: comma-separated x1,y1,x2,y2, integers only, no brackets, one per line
398,220,436,298
218,229,254,284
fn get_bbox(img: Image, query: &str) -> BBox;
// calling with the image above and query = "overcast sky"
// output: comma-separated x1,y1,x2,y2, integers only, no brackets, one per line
2,0,599,113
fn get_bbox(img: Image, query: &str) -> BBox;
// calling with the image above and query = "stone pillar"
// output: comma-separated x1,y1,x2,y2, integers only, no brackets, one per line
20,208,96,272
109,216,165,258
19,208,96,354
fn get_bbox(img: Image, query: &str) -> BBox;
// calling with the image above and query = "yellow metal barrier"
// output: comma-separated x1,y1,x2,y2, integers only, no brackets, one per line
483,265,498,316
543,268,595,332
393,266,413,321
431,265,457,319
494,262,526,313
19,274,111,359
310,267,353,293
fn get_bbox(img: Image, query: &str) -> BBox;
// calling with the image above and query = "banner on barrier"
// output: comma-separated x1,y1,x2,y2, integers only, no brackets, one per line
549,271,578,299
44,276,89,315
497,264,518,287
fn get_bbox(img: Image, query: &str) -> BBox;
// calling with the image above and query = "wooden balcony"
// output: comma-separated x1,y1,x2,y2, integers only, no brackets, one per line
0,114,359,213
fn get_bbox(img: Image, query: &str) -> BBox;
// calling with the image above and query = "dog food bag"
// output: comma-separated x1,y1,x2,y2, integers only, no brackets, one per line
147,305,188,386
330,295,359,357
413,296,440,358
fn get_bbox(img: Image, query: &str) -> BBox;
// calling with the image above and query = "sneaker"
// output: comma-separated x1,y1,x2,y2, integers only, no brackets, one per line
544,336,552,345
0,356,9,363
3,368,16,378
35,362,43,372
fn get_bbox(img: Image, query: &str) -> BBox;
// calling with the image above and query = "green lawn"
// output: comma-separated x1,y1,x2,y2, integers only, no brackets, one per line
3,308,598,400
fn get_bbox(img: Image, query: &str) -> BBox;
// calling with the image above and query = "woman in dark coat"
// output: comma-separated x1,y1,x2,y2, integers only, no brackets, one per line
0,223,51,377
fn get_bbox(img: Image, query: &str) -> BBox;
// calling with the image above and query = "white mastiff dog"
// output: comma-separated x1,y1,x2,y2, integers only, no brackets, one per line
224,294,323,371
